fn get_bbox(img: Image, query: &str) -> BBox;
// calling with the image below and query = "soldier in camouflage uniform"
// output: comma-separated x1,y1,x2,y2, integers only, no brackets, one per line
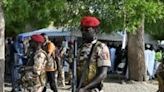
65,41,74,84
77,16,111,92
21,34,47,92
156,57,164,92
41,33,58,92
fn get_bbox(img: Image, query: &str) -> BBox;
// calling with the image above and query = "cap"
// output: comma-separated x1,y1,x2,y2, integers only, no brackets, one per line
31,34,45,43
80,16,100,27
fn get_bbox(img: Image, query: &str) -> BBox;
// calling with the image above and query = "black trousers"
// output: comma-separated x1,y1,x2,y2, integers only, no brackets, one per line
42,71,58,92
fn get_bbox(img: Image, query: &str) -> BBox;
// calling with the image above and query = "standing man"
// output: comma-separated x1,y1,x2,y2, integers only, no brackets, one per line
77,16,111,92
41,33,58,92
9,37,20,92
109,43,116,73
21,34,47,92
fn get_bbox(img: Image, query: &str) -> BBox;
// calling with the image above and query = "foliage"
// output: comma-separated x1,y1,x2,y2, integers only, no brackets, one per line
70,0,164,39
65,0,164,32
2,0,164,37
146,19,164,40
122,0,163,32
2,0,67,36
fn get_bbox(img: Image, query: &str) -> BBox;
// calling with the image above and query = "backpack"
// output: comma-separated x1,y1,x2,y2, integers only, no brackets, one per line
42,42,57,71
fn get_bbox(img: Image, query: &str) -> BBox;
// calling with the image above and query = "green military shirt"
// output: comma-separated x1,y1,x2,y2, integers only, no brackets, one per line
33,49,47,86
77,40,111,86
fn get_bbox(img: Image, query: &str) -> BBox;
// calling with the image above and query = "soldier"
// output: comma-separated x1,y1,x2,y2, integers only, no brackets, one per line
65,41,74,85
76,16,111,92
156,58,164,92
21,34,47,92
41,33,58,92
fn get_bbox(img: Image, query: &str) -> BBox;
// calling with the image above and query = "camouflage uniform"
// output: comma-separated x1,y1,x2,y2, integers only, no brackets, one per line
21,49,47,92
156,63,164,92
63,45,74,84
77,41,111,91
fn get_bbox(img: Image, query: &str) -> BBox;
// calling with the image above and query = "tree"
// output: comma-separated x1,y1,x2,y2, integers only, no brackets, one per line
65,0,164,81
2,0,124,35
3,0,68,36
123,0,164,81
0,2,5,92
3,0,164,81
146,19,164,40
2,0,123,35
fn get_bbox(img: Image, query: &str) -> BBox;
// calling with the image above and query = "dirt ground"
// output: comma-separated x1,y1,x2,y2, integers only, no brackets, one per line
103,81,158,92
5,80,158,92
5,74,158,92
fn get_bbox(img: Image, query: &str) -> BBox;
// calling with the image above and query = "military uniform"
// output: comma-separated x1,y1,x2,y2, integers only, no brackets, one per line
156,63,164,92
77,40,111,91
20,34,47,92
65,45,74,83
76,16,110,92
21,49,47,92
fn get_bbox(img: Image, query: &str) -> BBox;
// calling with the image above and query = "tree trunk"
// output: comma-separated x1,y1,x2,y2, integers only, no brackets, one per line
128,17,146,81
0,5,5,92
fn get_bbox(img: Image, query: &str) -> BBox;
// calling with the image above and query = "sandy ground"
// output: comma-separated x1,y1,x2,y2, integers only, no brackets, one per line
103,81,158,92
4,74,158,92
5,80,158,92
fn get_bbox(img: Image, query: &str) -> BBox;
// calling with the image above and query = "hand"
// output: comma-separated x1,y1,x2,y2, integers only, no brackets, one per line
18,67,25,73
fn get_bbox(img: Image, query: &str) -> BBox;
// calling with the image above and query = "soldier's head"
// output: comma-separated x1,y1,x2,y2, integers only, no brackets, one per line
80,16,100,43
41,33,49,44
30,34,45,50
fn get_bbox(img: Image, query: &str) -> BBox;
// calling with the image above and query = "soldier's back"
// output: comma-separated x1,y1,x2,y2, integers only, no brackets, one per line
157,62,164,92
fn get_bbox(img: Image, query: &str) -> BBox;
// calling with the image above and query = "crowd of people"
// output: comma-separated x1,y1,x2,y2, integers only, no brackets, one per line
106,42,164,79
6,34,61,92
107,42,128,76
4,16,164,92
5,16,111,92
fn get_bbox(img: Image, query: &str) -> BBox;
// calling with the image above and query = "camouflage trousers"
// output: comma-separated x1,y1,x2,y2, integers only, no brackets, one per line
157,74,164,92
21,72,46,92
58,68,65,87
21,85,45,92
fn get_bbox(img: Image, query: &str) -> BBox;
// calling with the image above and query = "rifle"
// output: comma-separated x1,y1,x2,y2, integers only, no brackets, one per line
72,40,77,92
76,41,98,92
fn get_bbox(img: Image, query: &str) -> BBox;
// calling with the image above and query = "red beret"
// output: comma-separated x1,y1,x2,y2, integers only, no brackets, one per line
80,16,100,27
31,34,45,43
